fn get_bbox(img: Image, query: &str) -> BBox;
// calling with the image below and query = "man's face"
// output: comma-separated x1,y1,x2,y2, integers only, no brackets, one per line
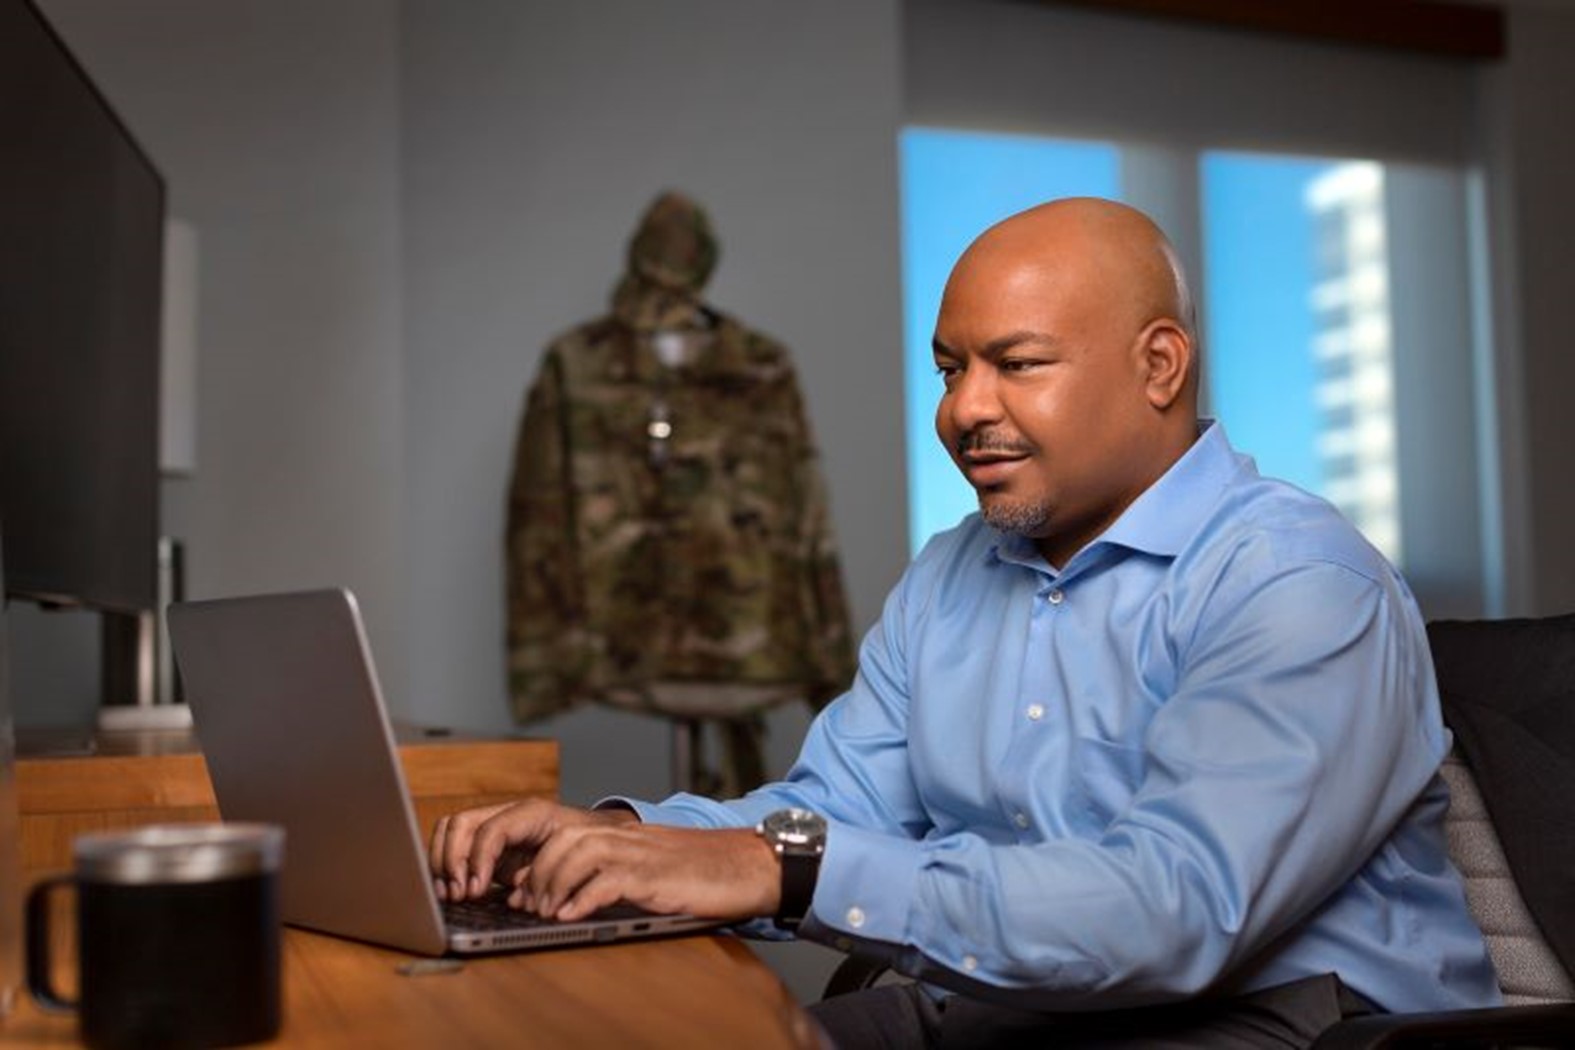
932,245,1159,567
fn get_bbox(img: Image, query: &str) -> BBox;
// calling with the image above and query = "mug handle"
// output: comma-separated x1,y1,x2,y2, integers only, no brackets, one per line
25,875,78,1012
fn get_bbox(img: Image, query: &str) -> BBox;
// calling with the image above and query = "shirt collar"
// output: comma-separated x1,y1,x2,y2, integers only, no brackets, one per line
988,419,1247,569
1095,419,1244,558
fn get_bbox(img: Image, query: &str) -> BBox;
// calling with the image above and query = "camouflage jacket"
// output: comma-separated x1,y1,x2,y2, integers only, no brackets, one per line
505,312,857,727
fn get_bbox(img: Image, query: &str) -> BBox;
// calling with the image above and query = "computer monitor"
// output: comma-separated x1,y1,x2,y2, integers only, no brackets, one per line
0,0,165,617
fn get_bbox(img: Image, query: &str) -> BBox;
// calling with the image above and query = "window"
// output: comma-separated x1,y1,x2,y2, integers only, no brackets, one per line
1202,154,1401,562
899,129,1488,613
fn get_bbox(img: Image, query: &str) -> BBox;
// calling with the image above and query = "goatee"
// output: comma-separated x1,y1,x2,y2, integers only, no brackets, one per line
979,497,1050,536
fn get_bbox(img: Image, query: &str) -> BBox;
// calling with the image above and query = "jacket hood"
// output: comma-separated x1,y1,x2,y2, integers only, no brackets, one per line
611,191,719,331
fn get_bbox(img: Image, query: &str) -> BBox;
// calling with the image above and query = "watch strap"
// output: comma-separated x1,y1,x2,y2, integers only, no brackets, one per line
775,849,817,930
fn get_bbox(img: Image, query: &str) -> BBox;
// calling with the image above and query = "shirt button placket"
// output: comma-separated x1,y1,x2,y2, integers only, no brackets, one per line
1011,580,1061,845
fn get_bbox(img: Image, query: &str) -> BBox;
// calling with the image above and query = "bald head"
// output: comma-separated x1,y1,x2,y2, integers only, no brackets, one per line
932,197,1201,565
960,197,1196,357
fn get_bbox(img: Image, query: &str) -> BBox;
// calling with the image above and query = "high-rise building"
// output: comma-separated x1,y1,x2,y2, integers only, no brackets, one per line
1306,162,1400,562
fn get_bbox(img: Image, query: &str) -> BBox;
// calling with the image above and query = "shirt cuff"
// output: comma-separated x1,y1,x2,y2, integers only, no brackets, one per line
593,795,672,825
810,820,924,946
592,793,760,830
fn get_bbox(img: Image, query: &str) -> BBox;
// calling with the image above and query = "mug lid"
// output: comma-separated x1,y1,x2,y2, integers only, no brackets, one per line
73,823,284,884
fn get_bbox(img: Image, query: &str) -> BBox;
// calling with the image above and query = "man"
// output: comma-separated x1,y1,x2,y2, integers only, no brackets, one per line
432,198,1498,1047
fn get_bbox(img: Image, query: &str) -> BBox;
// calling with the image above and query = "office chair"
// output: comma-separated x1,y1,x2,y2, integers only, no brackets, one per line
823,614,1575,1047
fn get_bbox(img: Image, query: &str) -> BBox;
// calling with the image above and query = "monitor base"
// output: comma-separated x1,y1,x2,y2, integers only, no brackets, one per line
97,702,193,733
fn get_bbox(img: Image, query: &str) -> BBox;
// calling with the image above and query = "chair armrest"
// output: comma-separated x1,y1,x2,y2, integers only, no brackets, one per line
822,954,894,999
1310,1002,1575,1049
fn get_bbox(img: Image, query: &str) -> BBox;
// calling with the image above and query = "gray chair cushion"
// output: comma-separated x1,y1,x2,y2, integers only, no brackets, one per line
1430,614,1575,989
1441,753,1574,1005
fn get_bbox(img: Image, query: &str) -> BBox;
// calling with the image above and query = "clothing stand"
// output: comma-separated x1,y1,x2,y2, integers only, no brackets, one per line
671,718,701,795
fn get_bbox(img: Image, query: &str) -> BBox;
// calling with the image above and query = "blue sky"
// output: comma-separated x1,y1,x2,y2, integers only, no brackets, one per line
899,127,1339,553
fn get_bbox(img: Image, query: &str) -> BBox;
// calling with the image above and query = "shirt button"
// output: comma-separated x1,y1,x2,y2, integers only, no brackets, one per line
1013,812,1030,829
1048,588,1065,605
1026,704,1045,721
963,954,979,973
846,907,866,929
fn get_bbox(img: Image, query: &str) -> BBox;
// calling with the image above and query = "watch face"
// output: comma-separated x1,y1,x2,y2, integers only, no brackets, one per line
764,808,825,847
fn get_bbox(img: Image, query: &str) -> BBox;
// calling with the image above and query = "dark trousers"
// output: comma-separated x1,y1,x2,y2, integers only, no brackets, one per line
807,972,1375,1049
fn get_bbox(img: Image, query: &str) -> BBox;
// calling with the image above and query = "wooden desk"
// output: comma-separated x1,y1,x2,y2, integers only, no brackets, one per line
0,925,818,1047
3,731,820,1047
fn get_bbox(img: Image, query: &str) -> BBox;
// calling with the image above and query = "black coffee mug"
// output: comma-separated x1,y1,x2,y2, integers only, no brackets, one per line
26,823,285,1049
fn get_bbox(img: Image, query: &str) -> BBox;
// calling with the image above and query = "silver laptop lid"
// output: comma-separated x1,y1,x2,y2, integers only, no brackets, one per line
168,589,449,955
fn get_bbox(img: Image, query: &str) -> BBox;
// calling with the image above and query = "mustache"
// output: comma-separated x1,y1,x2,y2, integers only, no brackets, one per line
954,430,1035,458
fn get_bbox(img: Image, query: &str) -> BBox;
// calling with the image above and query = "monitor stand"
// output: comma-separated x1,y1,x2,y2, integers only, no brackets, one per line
98,537,189,734
96,701,193,732
100,597,190,733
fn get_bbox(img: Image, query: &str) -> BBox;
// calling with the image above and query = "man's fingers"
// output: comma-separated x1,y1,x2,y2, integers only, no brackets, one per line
428,814,451,892
510,824,776,924
527,823,619,918
466,802,553,897
431,800,627,905
497,846,531,889
555,868,629,923
433,801,514,899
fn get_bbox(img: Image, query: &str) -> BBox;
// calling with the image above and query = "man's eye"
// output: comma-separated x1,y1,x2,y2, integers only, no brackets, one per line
934,364,960,383
1001,358,1040,373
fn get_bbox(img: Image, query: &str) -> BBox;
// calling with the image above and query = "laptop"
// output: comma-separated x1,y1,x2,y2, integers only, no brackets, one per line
166,587,721,955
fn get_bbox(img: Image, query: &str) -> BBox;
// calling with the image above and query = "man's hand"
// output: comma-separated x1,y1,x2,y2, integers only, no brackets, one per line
428,798,635,903
428,799,781,924
522,822,780,923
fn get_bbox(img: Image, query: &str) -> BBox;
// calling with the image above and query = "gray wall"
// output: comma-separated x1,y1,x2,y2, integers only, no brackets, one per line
30,0,410,727
1488,6,1575,615
905,0,1482,163
397,0,908,804
23,0,909,783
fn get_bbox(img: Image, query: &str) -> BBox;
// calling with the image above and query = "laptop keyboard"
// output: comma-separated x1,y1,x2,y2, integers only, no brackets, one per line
443,891,549,931
442,891,652,932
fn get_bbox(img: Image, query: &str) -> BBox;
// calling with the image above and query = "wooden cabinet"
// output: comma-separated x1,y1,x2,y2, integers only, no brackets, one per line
15,729,558,874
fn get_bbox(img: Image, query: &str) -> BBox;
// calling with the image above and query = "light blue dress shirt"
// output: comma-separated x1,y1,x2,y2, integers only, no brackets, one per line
616,422,1500,1014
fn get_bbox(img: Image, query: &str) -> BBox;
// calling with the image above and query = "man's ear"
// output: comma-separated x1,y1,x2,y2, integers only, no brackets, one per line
1138,319,1192,410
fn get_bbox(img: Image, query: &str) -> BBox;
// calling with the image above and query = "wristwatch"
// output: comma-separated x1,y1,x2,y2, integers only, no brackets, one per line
756,807,827,930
